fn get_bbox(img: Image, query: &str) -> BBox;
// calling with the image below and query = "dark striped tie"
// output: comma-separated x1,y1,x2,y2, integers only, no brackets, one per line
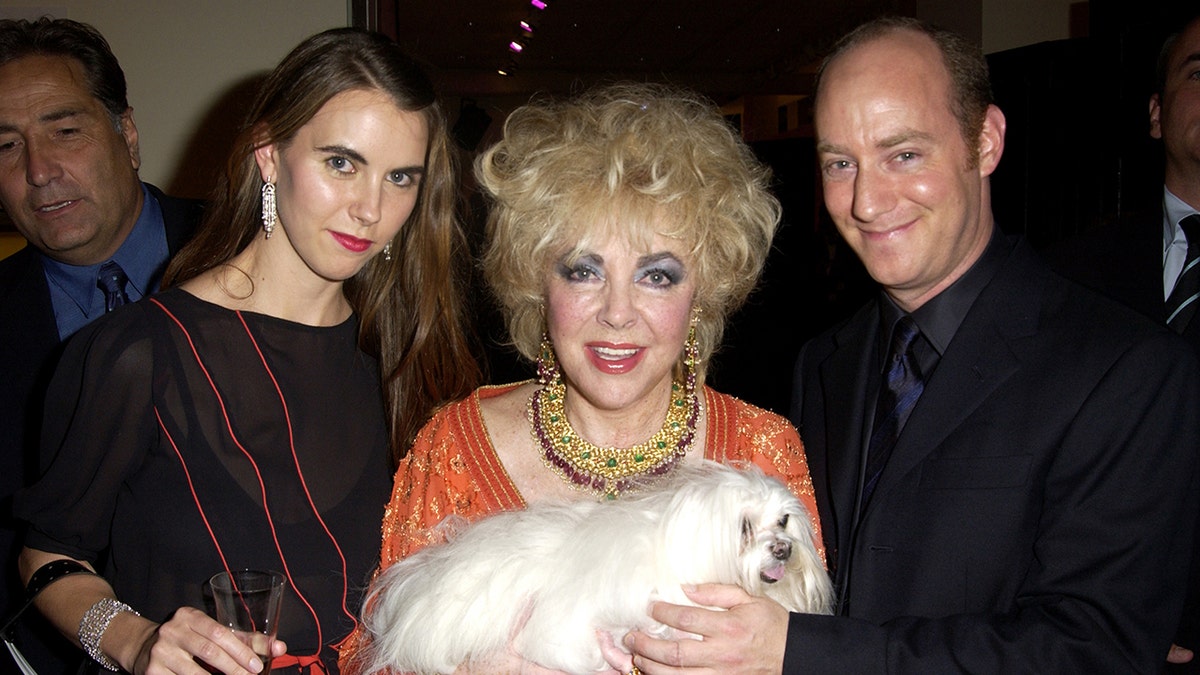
97,260,130,312
1167,214,1200,333
861,315,925,509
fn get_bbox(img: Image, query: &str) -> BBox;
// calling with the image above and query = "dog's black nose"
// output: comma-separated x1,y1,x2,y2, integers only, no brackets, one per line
772,541,792,560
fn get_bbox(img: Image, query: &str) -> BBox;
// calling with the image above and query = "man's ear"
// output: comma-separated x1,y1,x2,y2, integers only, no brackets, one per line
977,104,1006,178
1149,93,1163,140
120,107,140,171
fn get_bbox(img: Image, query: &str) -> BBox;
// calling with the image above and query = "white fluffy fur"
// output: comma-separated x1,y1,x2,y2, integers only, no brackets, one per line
359,460,832,674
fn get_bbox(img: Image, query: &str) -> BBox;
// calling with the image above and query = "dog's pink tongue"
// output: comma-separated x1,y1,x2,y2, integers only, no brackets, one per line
763,563,786,581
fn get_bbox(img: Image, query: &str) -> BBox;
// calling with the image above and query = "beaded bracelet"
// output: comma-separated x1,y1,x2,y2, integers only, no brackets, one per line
78,598,139,672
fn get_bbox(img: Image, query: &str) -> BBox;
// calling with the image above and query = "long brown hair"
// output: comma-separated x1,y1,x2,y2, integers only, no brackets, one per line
165,28,480,464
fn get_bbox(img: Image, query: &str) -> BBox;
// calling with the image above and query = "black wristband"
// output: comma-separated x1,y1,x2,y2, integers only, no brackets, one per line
2,559,95,641
25,559,94,601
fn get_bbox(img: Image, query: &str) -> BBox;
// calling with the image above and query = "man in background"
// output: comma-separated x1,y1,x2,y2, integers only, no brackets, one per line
0,17,203,673
1046,12,1200,668
1048,13,1200,342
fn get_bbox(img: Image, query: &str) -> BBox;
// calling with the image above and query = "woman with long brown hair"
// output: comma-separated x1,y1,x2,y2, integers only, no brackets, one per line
16,27,478,674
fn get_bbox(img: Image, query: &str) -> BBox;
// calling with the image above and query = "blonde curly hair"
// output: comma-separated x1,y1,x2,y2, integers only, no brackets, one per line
476,82,781,384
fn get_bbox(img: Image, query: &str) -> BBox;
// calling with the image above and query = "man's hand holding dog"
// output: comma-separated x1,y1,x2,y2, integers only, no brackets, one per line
621,583,789,674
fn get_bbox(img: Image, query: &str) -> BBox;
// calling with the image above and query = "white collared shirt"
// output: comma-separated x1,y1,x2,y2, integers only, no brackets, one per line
1163,187,1200,300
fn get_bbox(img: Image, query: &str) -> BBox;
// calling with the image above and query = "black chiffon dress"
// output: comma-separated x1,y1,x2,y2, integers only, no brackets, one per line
17,287,391,673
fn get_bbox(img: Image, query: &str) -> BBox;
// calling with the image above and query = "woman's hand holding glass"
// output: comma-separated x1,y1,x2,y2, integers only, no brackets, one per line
131,606,286,674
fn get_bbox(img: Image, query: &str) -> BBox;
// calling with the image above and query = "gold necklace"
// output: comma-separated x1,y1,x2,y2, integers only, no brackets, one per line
528,377,699,499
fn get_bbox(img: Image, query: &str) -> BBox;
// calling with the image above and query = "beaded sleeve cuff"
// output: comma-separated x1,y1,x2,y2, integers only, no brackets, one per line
78,598,139,672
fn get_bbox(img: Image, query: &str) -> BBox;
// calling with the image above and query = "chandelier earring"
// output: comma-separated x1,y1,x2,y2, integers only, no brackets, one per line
382,242,393,262
684,307,701,400
536,332,560,386
261,179,277,239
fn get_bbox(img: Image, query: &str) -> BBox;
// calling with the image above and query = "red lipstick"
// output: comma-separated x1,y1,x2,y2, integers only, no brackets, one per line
330,231,372,253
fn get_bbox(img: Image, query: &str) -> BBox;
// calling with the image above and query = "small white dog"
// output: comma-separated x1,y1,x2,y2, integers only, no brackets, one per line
358,460,833,674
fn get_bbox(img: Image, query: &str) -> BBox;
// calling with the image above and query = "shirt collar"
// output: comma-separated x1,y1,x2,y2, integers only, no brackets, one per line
112,183,167,294
878,227,1010,361
1164,187,1200,250
41,182,168,316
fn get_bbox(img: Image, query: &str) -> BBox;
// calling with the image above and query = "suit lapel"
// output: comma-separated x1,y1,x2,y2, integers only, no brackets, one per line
0,247,59,352
1106,211,1167,323
861,243,1042,519
819,303,879,554
146,183,204,256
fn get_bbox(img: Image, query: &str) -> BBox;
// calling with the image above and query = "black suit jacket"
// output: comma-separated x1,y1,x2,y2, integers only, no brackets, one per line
1043,206,1200,349
1045,208,1200,669
0,183,202,673
786,237,1200,672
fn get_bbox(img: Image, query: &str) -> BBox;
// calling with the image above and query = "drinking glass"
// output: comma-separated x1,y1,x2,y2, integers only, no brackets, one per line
209,569,285,671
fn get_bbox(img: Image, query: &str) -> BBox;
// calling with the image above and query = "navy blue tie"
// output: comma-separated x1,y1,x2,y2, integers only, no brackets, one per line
97,260,130,312
861,316,925,508
1167,214,1200,333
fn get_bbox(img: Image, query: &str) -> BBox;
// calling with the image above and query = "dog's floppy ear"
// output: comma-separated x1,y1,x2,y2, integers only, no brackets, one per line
740,515,753,550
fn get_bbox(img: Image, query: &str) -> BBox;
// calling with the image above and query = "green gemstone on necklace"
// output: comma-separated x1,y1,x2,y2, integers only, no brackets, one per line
531,376,697,499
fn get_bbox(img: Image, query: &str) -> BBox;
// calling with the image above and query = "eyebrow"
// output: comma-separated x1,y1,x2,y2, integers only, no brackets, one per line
42,108,86,124
570,252,602,265
877,130,935,148
563,249,683,267
816,129,936,156
815,137,848,155
0,108,89,135
637,251,683,267
317,144,368,165
316,143,427,177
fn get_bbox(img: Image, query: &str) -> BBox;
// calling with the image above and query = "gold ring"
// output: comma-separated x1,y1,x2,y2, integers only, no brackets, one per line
629,667,642,675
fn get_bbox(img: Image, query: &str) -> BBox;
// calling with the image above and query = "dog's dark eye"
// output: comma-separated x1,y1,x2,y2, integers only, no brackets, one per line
778,514,790,528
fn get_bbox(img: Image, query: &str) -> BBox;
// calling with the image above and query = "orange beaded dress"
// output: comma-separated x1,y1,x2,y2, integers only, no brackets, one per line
337,382,824,670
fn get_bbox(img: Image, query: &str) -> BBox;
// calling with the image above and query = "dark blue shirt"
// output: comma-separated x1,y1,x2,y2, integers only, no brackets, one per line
41,182,168,339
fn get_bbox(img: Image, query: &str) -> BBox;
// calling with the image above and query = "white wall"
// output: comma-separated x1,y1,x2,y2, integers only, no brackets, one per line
0,0,348,197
